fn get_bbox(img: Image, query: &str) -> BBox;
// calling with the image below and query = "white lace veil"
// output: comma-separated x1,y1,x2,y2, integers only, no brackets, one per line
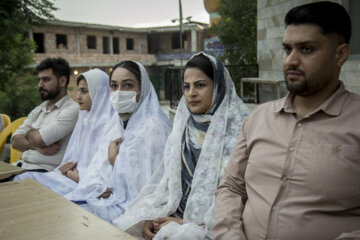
65,61,172,222
113,52,250,239
14,69,118,195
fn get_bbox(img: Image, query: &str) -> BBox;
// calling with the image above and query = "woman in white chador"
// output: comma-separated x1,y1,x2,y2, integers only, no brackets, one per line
14,69,120,195
65,60,172,222
113,52,250,239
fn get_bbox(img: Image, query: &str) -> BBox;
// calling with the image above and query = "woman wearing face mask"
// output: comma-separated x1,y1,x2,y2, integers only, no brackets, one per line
64,60,172,223
109,61,142,128
14,69,121,195
113,52,250,240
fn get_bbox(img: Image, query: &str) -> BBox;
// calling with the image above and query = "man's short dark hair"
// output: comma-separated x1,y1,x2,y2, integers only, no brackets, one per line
36,58,71,87
285,1,351,44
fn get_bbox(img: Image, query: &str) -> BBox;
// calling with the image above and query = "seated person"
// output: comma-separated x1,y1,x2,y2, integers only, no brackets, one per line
14,69,118,196
11,58,79,171
64,60,172,223
113,52,249,239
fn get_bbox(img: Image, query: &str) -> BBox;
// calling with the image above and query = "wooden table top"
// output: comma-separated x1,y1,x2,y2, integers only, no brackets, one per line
0,179,136,240
0,161,25,180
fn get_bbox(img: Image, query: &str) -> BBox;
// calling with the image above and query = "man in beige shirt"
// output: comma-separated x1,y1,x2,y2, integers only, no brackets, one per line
212,2,360,240
12,58,78,171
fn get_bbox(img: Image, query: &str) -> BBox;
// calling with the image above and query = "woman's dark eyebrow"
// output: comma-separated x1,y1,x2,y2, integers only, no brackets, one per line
194,80,207,84
183,79,207,84
121,79,136,83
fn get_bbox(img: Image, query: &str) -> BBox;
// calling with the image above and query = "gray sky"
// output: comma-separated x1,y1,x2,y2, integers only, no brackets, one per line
52,0,210,27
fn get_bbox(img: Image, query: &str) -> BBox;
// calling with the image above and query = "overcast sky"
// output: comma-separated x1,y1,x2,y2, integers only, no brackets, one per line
52,0,210,28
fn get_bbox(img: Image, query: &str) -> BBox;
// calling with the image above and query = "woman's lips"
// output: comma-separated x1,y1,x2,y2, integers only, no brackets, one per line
189,101,200,106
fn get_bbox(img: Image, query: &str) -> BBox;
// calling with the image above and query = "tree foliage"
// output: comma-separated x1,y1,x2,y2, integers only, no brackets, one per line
211,0,257,65
0,0,57,119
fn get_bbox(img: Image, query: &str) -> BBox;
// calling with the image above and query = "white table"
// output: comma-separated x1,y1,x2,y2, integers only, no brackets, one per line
0,179,136,240
0,161,25,180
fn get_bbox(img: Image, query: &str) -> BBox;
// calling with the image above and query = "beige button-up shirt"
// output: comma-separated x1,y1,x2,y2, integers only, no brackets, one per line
13,95,79,171
212,82,360,240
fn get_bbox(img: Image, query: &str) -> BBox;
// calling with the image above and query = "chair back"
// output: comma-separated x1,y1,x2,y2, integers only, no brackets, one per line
9,117,27,164
1,114,11,129
0,123,12,156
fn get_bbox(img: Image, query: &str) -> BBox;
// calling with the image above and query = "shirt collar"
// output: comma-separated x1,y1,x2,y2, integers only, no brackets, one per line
40,95,70,112
274,81,348,117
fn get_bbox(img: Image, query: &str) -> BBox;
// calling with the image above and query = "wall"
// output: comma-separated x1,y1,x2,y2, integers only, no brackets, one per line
33,25,152,66
148,31,192,54
257,0,360,94
31,21,209,102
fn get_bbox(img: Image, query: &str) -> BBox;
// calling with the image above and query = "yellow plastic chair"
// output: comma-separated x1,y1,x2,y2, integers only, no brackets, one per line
0,122,12,157
1,114,11,129
9,117,27,164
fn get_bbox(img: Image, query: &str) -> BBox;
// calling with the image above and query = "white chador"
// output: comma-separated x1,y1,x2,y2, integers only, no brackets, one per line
65,61,172,222
113,53,250,239
15,69,120,195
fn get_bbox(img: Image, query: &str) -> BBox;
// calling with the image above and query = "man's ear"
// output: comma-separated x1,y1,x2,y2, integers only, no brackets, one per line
335,43,350,67
59,76,67,88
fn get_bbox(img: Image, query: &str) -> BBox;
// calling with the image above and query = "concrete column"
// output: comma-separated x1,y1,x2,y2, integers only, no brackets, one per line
28,30,33,41
109,32,114,54
76,30,81,54
191,29,197,52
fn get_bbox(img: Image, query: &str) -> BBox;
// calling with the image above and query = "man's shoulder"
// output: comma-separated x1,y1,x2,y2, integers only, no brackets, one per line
55,97,79,119
346,91,360,102
27,102,46,117
62,97,78,106
251,97,285,116
340,91,360,117
59,97,79,110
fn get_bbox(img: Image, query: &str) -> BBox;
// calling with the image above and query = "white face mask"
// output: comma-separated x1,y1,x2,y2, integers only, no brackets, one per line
110,90,140,113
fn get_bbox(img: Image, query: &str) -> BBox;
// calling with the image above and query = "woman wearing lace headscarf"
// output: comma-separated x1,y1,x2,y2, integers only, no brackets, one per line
64,60,172,223
113,52,250,239
14,69,121,194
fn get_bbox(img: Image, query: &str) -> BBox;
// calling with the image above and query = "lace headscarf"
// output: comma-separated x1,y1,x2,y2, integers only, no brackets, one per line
14,69,118,195
113,52,250,239
176,53,226,218
64,61,172,223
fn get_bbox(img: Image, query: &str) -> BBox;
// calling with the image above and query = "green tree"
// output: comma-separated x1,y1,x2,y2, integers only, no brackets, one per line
211,0,257,100
211,0,257,65
0,0,57,120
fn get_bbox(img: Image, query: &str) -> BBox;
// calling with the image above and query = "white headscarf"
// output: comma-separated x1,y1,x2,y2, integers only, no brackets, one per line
14,69,119,195
113,52,250,239
64,61,172,223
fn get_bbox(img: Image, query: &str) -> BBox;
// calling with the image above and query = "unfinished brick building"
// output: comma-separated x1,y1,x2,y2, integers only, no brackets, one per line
29,20,210,101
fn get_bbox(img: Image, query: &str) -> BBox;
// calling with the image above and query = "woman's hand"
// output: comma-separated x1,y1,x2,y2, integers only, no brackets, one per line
108,137,123,166
152,217,183,234
98,188,113,199
143,220,156,240
66,167,79,183
60,162,76,175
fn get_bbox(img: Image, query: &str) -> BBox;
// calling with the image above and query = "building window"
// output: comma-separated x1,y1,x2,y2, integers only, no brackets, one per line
34,32,45,53
56,34,67,49
349,0,360,54
126,38,134,50
87,35,97,49
113,37,120,54
103,37,110,54
171,33,186,49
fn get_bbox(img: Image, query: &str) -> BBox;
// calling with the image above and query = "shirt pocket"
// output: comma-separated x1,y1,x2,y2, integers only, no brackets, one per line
305,144,360,199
